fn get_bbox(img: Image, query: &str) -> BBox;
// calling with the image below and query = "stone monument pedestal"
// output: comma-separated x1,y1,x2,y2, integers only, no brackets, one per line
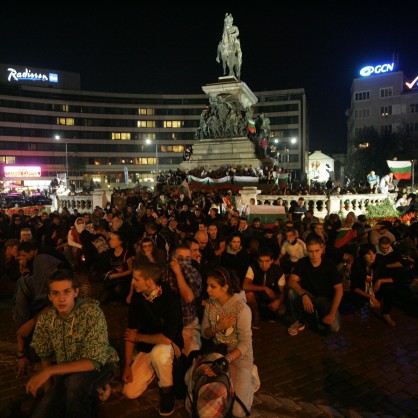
180,136,262,171
181,78,262,172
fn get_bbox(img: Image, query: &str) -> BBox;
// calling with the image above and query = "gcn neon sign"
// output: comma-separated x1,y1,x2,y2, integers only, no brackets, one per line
7,67,58,83
359,63,394,77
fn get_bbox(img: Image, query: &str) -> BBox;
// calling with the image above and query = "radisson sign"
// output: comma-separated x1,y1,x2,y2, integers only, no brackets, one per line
7,67,58,83
4,166,42,178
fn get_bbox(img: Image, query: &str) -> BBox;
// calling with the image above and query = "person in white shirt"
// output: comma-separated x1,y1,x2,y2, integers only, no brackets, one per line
277,228,307,274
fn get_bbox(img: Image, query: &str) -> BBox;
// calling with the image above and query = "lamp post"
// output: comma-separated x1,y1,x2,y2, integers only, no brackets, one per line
55,135,68,188
145,139,159,174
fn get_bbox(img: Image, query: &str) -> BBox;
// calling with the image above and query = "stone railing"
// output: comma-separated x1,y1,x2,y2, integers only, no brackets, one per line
51,190,112,213
239,187,397,220
257,194,395,219
52,186,396,219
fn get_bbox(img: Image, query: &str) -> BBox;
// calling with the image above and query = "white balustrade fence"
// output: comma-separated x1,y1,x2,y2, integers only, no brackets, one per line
255,193,396,219
53,188,396,220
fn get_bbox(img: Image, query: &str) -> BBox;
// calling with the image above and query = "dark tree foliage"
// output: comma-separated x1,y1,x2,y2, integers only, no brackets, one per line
347,127,416,181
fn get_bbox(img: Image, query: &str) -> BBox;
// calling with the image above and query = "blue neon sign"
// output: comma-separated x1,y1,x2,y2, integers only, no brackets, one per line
359,63,394,77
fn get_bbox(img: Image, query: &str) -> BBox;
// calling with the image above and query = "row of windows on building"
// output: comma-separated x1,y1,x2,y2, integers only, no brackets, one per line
354,104,418,119
0,141,186,153
0,98,300,115
0,111,300,128
354,124,418,137
0,155,182,167
354,88,394,101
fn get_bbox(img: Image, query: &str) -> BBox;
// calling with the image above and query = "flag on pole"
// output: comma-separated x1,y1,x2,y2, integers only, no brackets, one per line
386,160,412,180
277,172,289,189
179,178,192,199
247,119,256,134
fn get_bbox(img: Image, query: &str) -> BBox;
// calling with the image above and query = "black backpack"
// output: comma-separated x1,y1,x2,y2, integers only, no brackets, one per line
185,352,250,418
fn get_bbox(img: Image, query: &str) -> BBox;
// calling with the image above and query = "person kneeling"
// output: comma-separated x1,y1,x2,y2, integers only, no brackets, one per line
122,261,184,417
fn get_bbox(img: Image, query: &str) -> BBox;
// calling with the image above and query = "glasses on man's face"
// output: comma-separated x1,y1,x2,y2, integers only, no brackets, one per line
142,243,153,248
14,218,21,222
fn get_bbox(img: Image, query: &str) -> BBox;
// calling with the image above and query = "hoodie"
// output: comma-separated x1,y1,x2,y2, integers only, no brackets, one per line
67,217,84,248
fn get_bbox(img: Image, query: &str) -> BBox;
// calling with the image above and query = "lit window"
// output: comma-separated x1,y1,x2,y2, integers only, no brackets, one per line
138,108,155,115
163,121,182,128
137,121,156,128
57,117,74,126
111,132,131,140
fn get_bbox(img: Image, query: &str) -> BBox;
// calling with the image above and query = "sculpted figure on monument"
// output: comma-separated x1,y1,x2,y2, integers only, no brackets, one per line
195,95,250,140
216,13,242,79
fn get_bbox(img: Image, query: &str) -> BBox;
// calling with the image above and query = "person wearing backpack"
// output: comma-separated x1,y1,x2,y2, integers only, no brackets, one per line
197,267,260,417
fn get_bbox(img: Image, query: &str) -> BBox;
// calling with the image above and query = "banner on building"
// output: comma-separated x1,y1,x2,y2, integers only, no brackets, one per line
187,175,258,191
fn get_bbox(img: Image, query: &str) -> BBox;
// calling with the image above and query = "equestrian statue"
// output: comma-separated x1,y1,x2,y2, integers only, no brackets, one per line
216,13,242,79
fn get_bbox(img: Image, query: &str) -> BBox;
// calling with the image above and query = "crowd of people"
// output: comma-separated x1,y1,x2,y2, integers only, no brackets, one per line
1,185,418,417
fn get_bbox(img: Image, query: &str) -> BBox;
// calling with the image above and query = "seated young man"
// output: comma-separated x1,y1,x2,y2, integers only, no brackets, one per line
243,247,286,329
287,235,343,336
26,269,119,418
122,261,184,416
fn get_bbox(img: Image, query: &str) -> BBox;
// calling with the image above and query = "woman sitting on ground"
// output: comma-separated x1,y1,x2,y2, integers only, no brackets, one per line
199,267,260,417
350,243,396,326
100,230,134,304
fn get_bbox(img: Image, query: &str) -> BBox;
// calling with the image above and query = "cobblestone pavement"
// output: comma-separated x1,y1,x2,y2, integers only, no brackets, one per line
1,272,418,418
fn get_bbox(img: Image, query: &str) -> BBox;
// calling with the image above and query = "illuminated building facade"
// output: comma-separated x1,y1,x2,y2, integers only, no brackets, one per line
0,64,308,189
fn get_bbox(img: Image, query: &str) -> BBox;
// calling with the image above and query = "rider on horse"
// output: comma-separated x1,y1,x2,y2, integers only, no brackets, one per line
216,13,242,79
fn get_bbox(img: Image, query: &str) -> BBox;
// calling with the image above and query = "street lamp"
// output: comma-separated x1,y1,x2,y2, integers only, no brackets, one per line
273,138,289,165
145,139,159,174
55,135,68,188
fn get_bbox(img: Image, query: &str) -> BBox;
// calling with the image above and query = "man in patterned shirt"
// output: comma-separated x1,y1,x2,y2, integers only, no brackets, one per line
161,245,203,357
26,269,119,418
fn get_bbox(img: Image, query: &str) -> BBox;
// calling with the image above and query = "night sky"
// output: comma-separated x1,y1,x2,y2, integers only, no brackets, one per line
1,3,418,154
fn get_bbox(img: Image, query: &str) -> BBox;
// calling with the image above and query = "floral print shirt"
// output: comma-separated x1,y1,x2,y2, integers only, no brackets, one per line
31,298,119,370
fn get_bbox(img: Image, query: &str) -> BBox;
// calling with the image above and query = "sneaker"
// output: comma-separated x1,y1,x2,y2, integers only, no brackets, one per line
97,384,111,402
159,386,175,416
288,320,305,336
252,364,261,393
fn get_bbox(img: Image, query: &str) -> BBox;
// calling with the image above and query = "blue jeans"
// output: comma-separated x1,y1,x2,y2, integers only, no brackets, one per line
288,288,341,333
32,363,115,418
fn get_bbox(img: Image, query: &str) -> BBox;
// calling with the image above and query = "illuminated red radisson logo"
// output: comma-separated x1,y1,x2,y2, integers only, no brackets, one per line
4,166,41,178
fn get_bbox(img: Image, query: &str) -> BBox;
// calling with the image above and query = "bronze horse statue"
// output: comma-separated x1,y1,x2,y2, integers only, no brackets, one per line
216,13,242,79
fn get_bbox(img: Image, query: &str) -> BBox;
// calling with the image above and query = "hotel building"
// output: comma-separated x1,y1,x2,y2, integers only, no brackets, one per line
0,63,308,190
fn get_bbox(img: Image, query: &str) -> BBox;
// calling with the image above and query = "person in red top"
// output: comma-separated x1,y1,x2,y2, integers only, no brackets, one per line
64,217,85,270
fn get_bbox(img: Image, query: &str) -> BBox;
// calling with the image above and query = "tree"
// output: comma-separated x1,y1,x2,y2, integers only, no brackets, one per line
347,128,400,180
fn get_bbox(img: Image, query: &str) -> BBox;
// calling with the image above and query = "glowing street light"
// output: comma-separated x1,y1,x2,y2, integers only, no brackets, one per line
55,135,68,188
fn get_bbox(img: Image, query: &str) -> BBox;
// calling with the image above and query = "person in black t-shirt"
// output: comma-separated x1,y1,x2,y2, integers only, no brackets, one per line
122,262,183,416
287,235,343,336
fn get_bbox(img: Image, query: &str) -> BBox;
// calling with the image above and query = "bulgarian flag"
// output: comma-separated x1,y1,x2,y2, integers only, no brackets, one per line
386,160,412,180
179,178,192,199
247,119,256,134
274,172,288,189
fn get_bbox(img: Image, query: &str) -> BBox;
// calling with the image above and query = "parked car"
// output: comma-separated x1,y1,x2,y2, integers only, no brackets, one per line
0,193,30,209
27,194,52,206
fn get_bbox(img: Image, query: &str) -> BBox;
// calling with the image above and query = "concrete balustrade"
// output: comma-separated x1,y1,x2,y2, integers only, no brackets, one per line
52,186,396,219
254,193,395,219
